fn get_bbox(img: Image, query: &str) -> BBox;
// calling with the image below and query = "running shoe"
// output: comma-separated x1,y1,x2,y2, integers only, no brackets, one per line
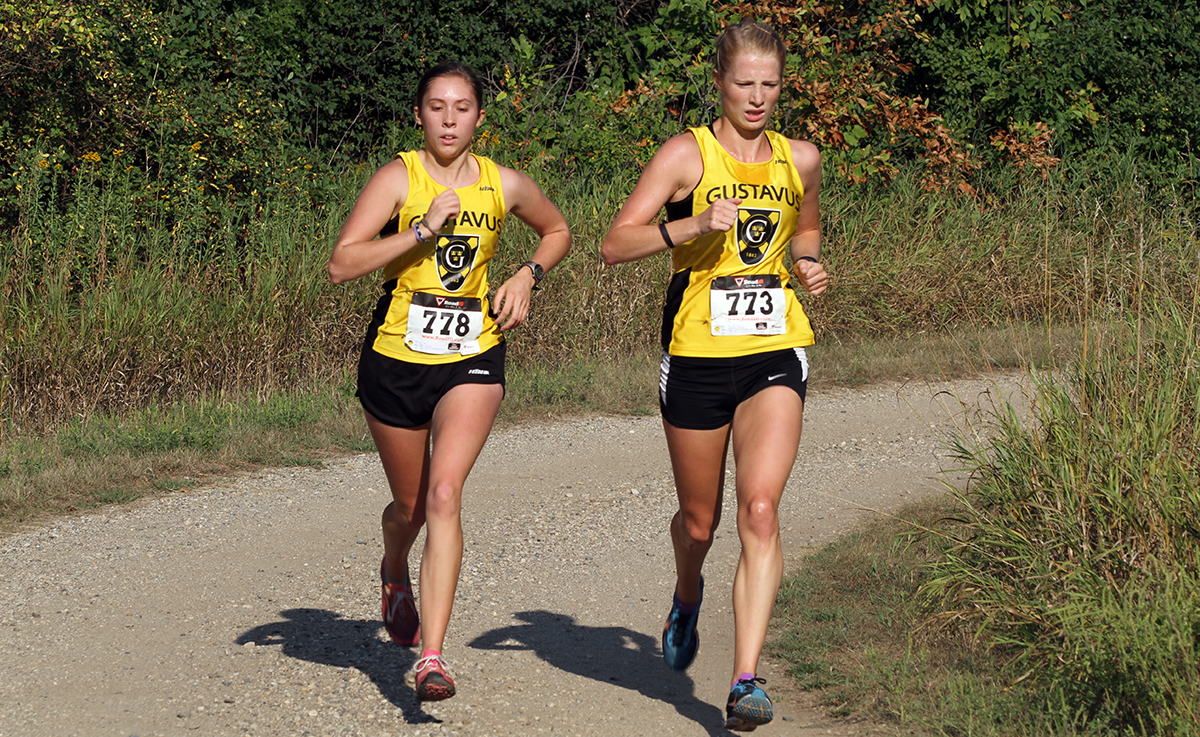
724,676,773,732
414,653,456,701
661,576,703,671
380,558,420,647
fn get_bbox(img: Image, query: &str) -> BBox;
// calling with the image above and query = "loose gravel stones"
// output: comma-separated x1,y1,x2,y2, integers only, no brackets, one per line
0,375,1027,736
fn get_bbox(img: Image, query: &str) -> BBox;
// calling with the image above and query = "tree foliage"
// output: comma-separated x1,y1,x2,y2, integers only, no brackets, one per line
724,0,976,187
2,0,1197,229
903,0,1200,169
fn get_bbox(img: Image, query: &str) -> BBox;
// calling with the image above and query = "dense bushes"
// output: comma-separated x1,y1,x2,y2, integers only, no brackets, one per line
924,293,1200,733
902,0,1200,171
5,0,1198,230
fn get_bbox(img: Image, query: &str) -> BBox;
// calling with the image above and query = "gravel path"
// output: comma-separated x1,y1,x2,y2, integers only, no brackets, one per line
0,375,1026,736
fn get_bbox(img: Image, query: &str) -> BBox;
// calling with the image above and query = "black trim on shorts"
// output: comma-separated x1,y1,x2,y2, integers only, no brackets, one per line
659,347,808,430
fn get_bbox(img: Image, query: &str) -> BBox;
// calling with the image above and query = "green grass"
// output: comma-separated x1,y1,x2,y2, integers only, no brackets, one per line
773,293,1200,736
3,151,1195,434
0,321,1050,531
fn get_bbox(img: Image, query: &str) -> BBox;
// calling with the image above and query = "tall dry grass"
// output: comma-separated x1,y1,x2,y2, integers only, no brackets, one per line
2,151,1195,436
921,294,1200,734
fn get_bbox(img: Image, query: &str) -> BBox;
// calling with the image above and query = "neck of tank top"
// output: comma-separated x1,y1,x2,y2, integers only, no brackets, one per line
709,121,773,164
417,149,480,189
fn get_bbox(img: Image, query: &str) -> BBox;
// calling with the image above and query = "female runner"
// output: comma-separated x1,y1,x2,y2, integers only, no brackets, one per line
600,20,827,731
328,61,571,701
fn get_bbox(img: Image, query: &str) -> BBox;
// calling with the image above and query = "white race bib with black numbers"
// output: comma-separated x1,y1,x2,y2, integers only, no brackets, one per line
405,292,484,355
709,275,786,336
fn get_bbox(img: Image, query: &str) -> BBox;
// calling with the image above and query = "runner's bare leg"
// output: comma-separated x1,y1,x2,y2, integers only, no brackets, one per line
729,385,803,681
663,423,731,604
418,382,504,653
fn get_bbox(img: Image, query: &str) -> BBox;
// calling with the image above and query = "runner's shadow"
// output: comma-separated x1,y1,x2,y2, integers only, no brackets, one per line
236,608,437,724
468,610,728,735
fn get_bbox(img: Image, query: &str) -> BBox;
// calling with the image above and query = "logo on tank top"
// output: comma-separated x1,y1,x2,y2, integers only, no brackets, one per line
436,233,480,291
736,207,781,265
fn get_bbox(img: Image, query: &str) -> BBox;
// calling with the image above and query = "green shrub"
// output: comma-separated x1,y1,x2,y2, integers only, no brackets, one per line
903,0,1200,173
923,295,1200,734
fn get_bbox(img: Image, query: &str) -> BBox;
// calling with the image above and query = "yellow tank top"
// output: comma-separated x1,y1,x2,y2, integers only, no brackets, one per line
661,126,815,357
369,151,507,365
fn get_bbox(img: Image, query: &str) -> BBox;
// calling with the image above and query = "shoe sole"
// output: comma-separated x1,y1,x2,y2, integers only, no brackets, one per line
720,720,758,734
416,674,456,701
725,696,773,732
723,716,761,732
382,605,420,647
661,626,698,671
382,593,421,646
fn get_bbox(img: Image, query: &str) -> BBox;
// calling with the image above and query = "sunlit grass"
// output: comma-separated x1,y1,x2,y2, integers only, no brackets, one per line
3,152,1194,434
774,287,1200,734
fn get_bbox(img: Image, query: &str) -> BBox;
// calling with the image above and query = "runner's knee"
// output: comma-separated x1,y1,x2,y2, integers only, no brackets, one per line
739,497,779,541
677,508,719,546
424,480,463,519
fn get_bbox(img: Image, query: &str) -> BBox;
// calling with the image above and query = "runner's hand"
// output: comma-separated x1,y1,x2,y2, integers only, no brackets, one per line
424,189,462,232
696,198,742,235
492,269,535,331
793,259,828,296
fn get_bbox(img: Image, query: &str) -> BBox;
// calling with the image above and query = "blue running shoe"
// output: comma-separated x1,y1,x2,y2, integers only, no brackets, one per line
724,676,773,732
661,576,703,671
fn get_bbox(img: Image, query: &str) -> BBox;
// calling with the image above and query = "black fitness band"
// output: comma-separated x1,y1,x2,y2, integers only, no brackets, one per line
659,222,676,249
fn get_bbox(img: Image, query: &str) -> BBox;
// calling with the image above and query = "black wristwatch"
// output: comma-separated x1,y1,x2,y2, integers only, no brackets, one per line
520,260,545,290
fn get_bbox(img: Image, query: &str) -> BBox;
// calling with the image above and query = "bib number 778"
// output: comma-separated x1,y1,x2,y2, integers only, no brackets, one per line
422,309,474,338
405,291,484,355
709,274,787,336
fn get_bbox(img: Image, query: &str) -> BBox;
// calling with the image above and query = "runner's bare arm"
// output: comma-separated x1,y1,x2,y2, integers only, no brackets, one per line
491,167,572,331
789,139,827,296
328,159,419,284
601,133,734,265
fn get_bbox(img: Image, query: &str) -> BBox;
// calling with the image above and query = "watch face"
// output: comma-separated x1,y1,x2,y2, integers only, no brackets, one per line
526,261,544,281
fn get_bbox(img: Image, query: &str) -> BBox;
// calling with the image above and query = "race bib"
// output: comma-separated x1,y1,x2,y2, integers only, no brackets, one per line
709,275,786,336
405,292,484,355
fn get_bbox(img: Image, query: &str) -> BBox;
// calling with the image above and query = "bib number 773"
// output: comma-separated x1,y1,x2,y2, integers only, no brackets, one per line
405,292,484,355
709,274,786,336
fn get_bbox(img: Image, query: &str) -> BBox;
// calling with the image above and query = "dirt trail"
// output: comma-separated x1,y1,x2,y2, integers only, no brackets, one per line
0,375,1025,736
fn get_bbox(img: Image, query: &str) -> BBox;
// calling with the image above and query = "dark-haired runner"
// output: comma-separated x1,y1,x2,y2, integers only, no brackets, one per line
601,20,828,731
328,61,570,701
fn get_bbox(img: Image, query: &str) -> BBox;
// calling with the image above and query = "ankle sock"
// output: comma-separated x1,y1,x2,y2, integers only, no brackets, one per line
735,672,756,686
421,649,441,661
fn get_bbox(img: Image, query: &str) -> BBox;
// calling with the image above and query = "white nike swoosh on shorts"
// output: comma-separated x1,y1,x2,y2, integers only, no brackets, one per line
768,373,787,381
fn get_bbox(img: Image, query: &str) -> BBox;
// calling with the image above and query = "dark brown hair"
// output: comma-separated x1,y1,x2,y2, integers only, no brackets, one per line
414,61,485,109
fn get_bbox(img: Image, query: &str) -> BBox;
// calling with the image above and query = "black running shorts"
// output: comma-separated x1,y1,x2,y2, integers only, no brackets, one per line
659,347,808,430
357,341,506,428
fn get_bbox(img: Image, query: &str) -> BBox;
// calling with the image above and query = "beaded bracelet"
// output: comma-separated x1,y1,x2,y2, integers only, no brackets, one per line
413,218,433,243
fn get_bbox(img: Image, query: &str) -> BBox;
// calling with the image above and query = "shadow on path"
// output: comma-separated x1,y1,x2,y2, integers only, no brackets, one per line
469,610,729,735
237,608,437,724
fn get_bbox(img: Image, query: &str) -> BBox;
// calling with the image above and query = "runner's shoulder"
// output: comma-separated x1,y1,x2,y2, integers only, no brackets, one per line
787,139,820,175
646,132,704,187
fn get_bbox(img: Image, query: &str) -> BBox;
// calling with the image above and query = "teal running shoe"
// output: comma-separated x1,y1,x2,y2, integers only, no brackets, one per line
724,676,773,731
661,576,703,671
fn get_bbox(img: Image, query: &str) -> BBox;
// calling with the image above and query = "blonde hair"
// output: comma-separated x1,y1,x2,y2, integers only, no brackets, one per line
714,19,786,77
